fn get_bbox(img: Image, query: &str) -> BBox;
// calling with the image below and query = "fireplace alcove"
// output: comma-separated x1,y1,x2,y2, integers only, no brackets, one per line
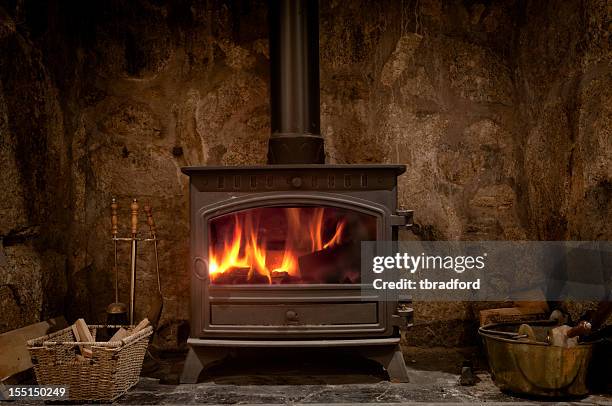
180,0,414,385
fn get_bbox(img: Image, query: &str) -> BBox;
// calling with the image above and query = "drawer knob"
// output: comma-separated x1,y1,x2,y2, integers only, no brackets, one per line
286,310,299,322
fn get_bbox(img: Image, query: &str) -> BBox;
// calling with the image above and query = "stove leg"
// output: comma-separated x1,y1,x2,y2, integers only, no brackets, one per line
361,343,409,383
180,346,229,384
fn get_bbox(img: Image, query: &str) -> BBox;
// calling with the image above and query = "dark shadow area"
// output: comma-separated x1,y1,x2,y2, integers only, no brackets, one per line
145,348,388,385
400,345,488,375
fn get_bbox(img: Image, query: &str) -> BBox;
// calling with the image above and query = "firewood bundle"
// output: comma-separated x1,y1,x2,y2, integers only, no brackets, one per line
71,318,150,359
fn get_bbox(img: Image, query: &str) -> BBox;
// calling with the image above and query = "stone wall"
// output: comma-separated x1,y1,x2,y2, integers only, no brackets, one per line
0,5,70,332
517,0,611,241
0,0,609,347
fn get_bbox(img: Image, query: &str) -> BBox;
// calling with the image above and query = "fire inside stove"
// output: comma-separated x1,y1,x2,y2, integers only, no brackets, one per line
208,206,376,284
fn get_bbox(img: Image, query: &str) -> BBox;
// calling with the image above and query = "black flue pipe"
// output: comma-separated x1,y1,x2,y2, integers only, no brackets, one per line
267,0,324,164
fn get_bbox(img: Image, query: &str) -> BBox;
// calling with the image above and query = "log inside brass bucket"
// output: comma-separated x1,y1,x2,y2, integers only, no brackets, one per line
479,320,594,397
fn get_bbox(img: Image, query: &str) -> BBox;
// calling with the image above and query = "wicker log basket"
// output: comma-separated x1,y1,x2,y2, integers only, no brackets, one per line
27,324,153,401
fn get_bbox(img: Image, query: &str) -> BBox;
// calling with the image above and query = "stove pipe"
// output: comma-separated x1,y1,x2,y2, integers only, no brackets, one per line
267,0,324,164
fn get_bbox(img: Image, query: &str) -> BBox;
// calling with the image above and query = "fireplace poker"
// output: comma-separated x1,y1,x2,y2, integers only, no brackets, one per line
129,198,139,325
106,198,128,327
112,198,119,303
144,204,163,329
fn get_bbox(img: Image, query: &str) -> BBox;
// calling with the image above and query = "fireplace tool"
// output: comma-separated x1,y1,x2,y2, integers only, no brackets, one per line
105,198,161,326
128,199,139,325
144,204,164,329
106,198,128,328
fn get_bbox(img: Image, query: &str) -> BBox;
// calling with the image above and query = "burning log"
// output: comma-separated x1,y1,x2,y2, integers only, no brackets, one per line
250,271,270,284
271,270,289,284
212,267,274,284
298,242,360,284
213,267,250,284
270,271,301,284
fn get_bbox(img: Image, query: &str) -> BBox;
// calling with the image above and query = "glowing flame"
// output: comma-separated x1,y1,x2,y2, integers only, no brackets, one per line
208,208,346,283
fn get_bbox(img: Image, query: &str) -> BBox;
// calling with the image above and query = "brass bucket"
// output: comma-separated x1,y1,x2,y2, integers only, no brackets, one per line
479,320,593,397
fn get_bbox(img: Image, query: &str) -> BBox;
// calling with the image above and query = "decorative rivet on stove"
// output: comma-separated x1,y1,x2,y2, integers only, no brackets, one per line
291,176,303,188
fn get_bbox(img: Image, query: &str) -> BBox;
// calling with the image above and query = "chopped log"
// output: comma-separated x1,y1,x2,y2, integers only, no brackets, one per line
479,307,547,326
271,271,289,284
132,318,150,334
213,267,250,284
0,317,67,382
548,325,578,347
249,271,270,284
298,242,360,284
72,319,93,358
270,271,300,284
109,327,128,342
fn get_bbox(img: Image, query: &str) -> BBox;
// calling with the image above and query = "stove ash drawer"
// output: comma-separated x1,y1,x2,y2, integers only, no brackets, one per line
210,303,378,326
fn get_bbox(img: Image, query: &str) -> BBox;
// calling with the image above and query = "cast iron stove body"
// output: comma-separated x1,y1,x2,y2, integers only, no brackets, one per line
180,0,413,383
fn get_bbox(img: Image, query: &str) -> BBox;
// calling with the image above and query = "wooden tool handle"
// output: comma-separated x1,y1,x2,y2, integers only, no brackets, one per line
111,198,118,236
130,199,139,235
144,204,157,238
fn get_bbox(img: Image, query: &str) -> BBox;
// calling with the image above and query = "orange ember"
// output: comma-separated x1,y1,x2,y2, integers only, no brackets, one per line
209,208,346,283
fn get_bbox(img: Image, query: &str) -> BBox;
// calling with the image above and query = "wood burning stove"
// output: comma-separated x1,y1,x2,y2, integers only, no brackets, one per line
180,0,413,383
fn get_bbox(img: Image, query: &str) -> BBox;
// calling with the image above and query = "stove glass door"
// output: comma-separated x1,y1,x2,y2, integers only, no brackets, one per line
208,206,376,284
